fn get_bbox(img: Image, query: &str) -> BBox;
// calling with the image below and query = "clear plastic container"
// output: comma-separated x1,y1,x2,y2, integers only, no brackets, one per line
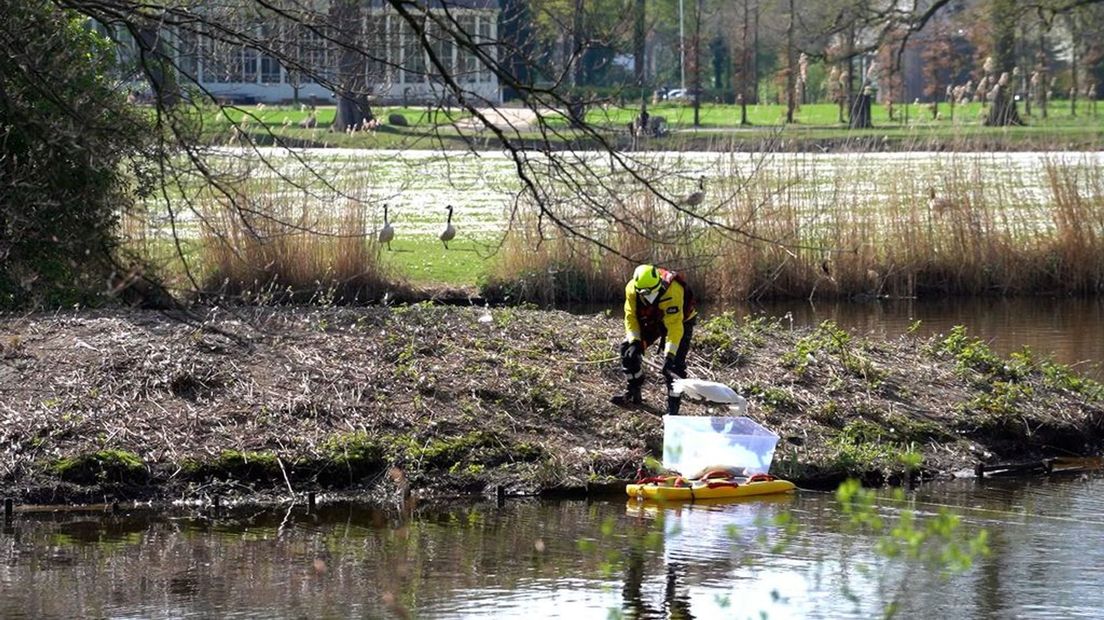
662,415,780,476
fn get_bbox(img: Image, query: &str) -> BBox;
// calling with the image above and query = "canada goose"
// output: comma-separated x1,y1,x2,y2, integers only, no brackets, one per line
681,176,706,207
378,204,394,250
928,187,953,216
440,205,456,249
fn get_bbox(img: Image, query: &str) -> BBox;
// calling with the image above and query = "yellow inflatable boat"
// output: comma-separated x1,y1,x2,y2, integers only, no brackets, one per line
626,472,795,502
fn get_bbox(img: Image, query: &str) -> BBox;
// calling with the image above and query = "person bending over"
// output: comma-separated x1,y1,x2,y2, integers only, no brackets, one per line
611,264,697,416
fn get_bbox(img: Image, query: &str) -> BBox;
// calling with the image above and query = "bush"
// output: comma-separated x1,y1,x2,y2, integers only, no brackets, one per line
0,1,158,308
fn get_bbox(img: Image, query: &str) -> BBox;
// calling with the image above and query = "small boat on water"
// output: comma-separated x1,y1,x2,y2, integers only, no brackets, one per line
637,406,793,501
626,471,796,502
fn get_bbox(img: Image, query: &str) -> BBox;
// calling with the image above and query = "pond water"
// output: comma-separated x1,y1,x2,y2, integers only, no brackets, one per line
2,476,1102,618
739,296,1104,381
162,149,1104,236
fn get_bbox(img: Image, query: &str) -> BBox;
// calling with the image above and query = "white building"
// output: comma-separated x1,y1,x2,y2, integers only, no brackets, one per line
122,1,501,105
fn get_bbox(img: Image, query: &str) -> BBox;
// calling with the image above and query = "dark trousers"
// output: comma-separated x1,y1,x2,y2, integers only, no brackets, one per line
623,317,696,394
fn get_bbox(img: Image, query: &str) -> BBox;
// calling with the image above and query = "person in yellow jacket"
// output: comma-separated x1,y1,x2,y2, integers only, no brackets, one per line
611,264,698,415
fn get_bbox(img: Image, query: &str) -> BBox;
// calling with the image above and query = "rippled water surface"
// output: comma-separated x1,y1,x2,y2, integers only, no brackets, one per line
2,477,1102,619
156,149,1104,235
744,296,1104,380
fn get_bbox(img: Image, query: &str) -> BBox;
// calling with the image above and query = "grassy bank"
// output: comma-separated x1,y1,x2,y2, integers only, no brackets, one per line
1,306,1101,504
197,101,1104,152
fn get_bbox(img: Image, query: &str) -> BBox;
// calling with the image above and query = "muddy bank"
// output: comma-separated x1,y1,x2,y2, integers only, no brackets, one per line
1,305,1101,505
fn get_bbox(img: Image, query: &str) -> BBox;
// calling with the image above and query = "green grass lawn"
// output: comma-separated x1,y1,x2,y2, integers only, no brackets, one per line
579,100,1104,129
379,236,491,286
207,105,471,128
190,100,1104,150
134,233,494,290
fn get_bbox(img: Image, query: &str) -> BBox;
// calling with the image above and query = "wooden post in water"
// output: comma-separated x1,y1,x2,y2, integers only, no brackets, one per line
496,485,505,507
3,498,12,519
308,492,316,512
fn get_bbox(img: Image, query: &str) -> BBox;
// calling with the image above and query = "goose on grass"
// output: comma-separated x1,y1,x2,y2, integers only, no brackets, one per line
440,205,457,249
378,204,395,250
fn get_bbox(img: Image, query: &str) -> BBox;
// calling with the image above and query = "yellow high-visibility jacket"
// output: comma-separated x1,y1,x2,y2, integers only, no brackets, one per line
623,268,697,356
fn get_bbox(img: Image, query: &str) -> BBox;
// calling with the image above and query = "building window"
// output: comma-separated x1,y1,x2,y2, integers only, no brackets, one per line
365,9,391,86
477,13,494,83
299,26,328,85
457,13,478,83
243,46,258,83
259,22,282,84
260,54,281,83
426,22,454,79
175,27,199,81
400,20,425,83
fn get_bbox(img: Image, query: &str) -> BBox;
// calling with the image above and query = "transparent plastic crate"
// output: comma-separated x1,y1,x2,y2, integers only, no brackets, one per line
662,415,780,476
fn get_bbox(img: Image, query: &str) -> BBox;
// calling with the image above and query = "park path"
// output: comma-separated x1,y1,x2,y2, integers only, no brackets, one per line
453,106,547,131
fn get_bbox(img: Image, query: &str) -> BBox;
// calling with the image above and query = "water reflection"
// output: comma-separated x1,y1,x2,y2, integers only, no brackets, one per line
0,477,1101,618
674,297,1104,381
762,297,1104,376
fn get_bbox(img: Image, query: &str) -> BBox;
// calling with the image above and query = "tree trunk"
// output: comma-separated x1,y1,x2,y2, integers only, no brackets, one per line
331,0,373,132
751,2,759,104
1020,22,1031,116
844,27,855,124
572,0,585,88
739,0,752,123
692,0,703,127
633,0,646,102
984,0,1023,126
499,0,535,100
785,0,795,123
136,27,181,108
1037,25,1049,119
849,93,872,129
1070,17,1079,118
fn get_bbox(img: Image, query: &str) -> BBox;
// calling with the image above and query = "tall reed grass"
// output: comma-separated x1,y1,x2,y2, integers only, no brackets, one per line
195,194,401,303
485,153,1104,305
116,152,412,305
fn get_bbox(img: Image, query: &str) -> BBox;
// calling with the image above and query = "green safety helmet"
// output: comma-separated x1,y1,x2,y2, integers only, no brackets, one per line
632,264,663,304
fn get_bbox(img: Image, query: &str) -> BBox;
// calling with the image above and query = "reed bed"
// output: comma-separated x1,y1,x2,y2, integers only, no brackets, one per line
179,184,400,303
486,153,1104,304
121,148,1103,306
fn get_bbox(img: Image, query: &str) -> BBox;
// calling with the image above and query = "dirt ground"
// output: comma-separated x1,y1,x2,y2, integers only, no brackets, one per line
1,305,1101,505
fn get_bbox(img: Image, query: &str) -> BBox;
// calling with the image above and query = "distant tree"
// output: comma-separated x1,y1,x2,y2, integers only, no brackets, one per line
691,0,704,126
632,0,646,101
1082,6,1104,102
499,0,535,99
784,0,796,123
730,0,759,121
984,0,1023,126
330,0,374,131
920,20,955,119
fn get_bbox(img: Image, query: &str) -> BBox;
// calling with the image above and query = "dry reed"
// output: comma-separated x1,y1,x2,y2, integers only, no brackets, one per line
488,153,1104,304
197,193,400,304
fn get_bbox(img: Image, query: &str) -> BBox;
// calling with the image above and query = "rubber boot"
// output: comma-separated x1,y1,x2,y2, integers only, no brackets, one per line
665,394,683,417
611,383,643,407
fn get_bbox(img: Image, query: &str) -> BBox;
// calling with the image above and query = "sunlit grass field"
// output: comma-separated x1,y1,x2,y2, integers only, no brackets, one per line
194,99,1104,151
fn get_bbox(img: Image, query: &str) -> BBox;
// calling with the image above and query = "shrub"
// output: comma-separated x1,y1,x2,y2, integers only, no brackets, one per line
0,2,158,308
